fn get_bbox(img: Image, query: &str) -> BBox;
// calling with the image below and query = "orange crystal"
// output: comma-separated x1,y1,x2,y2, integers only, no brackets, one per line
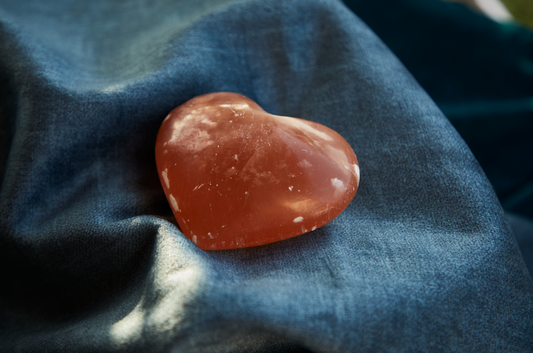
155,92,359,250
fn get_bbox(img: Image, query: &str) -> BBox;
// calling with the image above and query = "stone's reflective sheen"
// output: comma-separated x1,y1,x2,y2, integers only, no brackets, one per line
155,92,360,250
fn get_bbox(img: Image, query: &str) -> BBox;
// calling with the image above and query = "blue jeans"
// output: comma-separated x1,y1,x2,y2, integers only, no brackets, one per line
0,0,531,351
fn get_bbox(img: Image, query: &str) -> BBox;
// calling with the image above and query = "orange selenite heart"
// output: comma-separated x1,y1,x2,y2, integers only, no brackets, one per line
155,92,359,250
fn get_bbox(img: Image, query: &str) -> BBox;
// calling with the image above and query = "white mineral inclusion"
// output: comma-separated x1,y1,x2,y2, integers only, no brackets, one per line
162,169,170,189
201,117,217,127
298,159,313,168
192,235,197,244
353,163,360,184
331,178,347,198
293,216,304,223
169,194,180,212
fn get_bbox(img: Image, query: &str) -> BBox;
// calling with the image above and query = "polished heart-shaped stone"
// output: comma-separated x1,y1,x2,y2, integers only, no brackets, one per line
155,92,359,250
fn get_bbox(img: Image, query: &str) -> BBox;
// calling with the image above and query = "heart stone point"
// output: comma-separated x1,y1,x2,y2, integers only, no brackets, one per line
155,92,359,250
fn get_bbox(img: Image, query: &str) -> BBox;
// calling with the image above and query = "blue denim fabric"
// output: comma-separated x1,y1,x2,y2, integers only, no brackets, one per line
0,0,532,352
342,0,533,277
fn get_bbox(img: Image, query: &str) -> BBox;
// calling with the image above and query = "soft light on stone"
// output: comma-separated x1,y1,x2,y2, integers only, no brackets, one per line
155,92,359,250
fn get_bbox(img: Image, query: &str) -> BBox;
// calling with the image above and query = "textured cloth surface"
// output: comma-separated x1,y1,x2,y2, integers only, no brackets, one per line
0,0,532,352
343,0,533,276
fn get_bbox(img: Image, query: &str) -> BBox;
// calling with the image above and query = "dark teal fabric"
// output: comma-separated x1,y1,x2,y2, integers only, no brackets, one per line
342,0,533,215
342,0,533,275
1,0,532,352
